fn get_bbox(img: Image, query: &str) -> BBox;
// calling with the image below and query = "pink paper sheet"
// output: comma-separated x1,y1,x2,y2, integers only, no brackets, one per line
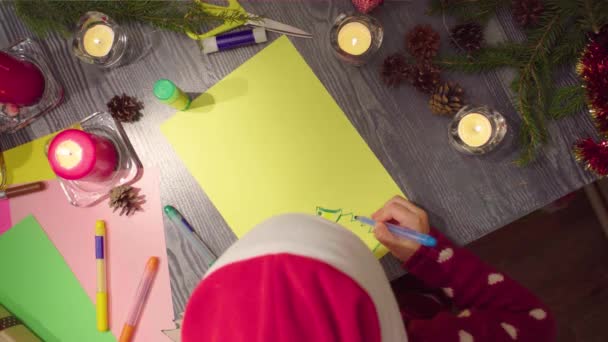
9,169,174,342
0,199,11,235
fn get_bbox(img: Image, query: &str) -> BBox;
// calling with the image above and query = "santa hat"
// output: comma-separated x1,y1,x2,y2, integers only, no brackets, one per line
182,214,407,342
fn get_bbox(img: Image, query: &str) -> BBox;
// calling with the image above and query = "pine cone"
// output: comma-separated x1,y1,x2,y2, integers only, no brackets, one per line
408,63,441,94
512,0,544,28
109,185,144,216
380,53,411,87
429,82,465,116
405,24,440,61
450,23,484,53
107,94,144,123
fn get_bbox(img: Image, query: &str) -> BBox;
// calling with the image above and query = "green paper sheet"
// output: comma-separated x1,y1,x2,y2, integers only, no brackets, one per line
0,216,116,342
162,36,404,258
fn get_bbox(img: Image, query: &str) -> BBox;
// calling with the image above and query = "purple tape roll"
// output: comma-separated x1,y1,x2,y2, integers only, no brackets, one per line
217,29,255,50
202,27,268,54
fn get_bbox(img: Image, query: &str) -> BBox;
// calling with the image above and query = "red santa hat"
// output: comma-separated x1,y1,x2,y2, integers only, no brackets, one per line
182,214,407,342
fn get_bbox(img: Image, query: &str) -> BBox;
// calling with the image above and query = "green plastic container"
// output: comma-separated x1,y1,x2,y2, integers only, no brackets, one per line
153,79,191,110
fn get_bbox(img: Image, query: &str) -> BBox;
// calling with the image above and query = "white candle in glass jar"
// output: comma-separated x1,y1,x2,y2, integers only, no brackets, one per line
83,24,115,57
337,22,372,56
457,113,492,147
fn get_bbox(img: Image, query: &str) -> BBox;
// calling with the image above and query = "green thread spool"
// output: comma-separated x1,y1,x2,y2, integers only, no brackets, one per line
153,79,191,111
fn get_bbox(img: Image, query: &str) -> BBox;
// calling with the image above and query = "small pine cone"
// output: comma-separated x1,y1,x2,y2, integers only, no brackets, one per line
380,53,411,87
512,0,544,28
109,185,144,216
429,82,465,116
107,94,144,123
408,63,441,94
450,23,484,53
405,24,440,61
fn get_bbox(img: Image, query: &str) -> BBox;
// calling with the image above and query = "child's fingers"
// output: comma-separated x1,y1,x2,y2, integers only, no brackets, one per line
374,222,421,262
386,196,427,218
372,197,402,220
373,222,398,248
374,202,421,229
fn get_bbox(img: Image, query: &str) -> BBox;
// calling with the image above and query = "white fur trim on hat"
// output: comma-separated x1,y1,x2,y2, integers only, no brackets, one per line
206,213,408,342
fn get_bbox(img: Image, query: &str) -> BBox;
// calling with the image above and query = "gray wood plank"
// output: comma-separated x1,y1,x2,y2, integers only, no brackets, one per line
0,0,598,315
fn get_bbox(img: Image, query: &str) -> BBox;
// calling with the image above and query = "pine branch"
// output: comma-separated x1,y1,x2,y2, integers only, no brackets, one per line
14,0,251,37
548,84,587,119
428,0,604,165
575,0,606,33
514,10,565,164
435,43,528,72
551,27,586,66
428,0,511,23
516,91,546,165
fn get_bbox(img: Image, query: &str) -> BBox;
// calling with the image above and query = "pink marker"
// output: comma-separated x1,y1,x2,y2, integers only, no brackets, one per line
47,129,118,181
119,257,159,342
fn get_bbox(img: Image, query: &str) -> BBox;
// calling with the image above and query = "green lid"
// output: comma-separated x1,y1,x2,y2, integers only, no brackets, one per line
153,79,177,101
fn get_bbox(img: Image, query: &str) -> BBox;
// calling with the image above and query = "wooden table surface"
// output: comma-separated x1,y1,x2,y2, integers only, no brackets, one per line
0,1,599,315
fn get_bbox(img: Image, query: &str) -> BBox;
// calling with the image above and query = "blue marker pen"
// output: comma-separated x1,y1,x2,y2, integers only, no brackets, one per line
355,216,437,247
202,27,268,54
164,205,217,266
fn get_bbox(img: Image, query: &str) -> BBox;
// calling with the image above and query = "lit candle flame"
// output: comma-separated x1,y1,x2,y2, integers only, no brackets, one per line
93,38,101,45
474,125,482,133
351,37,358,46
57,147,73,157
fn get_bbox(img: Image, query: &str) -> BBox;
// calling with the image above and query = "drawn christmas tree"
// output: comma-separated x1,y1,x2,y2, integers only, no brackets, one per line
315,206,381,253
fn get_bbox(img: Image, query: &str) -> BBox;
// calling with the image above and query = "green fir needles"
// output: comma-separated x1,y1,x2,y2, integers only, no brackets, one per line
14,0,250,37
430,0,608,164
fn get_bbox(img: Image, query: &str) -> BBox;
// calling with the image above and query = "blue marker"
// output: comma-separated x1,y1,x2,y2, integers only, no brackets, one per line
164,205,217,266
354,216,437,247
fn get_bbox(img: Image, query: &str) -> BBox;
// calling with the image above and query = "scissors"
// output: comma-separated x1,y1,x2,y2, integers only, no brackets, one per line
186,0,312,40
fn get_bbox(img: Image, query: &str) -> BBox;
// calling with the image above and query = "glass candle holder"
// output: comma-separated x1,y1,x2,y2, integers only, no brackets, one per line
0,38,64,133
47,112,142,207
329,13,383,66
72,11,127,68
448,105,507,155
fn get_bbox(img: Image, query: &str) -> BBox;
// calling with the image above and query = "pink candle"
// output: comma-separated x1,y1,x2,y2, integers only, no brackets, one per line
0,51,46,106
47,129,118,181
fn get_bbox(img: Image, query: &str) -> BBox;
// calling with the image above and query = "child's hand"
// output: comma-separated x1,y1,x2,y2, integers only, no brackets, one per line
372,196,430,262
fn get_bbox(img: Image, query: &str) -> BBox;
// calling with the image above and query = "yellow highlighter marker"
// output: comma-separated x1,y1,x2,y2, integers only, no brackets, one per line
95,220,109,331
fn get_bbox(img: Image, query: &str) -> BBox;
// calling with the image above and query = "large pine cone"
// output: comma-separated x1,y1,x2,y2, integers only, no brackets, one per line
429,82,465,116
380,53,411,87
450,23,484,53
405,24,440,61
512,0,544,28
408,63,441,94
107,94,144,123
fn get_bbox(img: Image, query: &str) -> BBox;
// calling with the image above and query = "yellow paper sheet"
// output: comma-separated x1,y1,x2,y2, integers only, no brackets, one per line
2,125,78,185
161,36,404,258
